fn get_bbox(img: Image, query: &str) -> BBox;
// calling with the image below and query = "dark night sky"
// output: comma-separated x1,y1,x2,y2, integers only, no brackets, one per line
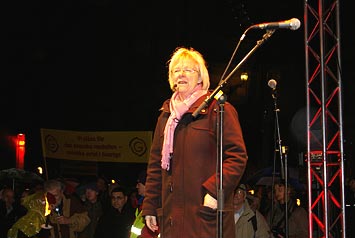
1,0,354,181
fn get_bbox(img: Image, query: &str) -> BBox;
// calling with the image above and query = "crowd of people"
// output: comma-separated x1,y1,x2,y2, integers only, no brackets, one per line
2,173,355,238
0,172,156,238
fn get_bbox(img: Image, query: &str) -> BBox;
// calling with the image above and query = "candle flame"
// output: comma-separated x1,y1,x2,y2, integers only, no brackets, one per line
44,194,51,216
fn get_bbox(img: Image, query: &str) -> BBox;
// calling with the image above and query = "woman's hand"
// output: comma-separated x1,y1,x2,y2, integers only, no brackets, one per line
145,215,159,232
203,193,217,209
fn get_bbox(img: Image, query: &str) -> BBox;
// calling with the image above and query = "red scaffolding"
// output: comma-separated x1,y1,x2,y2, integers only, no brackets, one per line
304,0,346,237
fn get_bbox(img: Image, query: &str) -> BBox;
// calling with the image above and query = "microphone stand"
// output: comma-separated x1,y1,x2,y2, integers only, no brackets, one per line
192,29,275,118
192,30,276,238
271,88,289,238
271,89,285,181
216,93,226,238
283,146,289,238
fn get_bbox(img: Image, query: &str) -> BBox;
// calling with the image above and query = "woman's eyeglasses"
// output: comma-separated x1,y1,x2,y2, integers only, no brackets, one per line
172,68,198,75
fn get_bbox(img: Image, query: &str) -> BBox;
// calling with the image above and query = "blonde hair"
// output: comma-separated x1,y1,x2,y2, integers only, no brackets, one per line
167,47,210,91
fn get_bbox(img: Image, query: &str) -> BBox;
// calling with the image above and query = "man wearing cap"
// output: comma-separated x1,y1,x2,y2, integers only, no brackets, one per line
233,184,271,238
78,182,103,238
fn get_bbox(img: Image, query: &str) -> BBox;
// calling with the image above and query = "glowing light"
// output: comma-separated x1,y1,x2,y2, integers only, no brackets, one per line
44,195,51,216
16,134,26,169
240,72,248,81
38,167,43,175
17,134,26,146
296,198,301,206
111,179,116,184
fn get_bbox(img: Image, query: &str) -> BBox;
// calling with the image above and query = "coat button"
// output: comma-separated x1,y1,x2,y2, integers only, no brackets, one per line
169,182,173,192
169,217,173,226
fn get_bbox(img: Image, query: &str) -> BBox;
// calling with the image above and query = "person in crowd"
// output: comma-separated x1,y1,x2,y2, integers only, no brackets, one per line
62,178,81,197
96,175,111,212
266,181,308,238
78,182,103,238
249,185,263,211
20,188,32,203
345,177,355,237
128,188,138,211
0,187,25,238
142,47,248,237
7,191,56,238
259,186,273,217
44,179,90,238
94,186,135,238
233,184,271,238
130,170,159,238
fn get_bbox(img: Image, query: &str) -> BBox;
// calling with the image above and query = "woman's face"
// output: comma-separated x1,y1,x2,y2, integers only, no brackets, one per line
171,58,200,99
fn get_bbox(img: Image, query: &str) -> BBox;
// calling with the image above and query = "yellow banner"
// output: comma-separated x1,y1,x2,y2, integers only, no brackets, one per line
40,128,152,163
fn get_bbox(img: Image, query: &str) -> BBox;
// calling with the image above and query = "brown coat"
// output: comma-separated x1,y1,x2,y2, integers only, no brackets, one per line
142,93,248,238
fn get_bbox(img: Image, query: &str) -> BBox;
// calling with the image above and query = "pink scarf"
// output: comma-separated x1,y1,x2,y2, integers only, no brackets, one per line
161,85,207,170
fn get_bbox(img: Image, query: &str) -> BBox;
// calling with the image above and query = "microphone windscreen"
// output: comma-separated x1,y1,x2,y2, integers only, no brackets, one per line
289,18,301,30
268,79,277,89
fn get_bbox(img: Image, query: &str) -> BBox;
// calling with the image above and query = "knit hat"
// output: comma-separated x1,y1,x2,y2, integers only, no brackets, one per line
236,183,246,191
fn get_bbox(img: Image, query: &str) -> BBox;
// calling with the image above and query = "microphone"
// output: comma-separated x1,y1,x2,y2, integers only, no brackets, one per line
55,206,62,216
251,18,301,30
268,79,277,90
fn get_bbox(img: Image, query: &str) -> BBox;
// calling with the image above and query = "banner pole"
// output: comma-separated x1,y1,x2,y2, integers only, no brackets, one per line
43,156,49,180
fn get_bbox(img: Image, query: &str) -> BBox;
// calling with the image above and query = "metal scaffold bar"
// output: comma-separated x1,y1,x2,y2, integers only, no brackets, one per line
304,0,345,237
